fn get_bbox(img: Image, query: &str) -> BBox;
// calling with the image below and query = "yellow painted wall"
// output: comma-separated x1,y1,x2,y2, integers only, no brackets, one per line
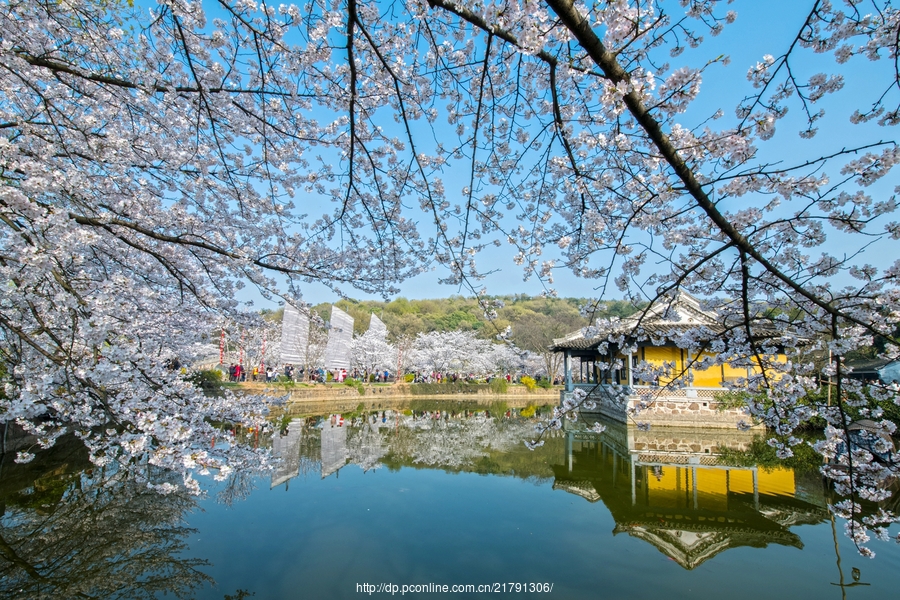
750,354,787,382
722,362,747,383
638,345,786,388
692,351,722,387
642,346,683,385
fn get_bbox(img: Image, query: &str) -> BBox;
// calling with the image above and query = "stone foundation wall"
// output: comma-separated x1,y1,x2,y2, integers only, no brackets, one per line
566,385,754,429
629,426,755,454
629,397,749,428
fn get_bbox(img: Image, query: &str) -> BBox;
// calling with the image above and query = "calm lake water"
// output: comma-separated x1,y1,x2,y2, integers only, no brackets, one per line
2,404,898,599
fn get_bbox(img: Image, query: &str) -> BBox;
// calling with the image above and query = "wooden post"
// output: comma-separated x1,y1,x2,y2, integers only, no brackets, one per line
753,467,759,511
692,466,698,510
627,351,634,387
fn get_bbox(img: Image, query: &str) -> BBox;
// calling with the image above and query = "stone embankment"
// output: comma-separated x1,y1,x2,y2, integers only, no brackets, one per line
234,382,559,415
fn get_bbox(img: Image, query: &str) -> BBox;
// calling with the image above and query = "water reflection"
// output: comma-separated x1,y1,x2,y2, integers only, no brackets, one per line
0,437,211,600
554,418,830,569
268,408,548,487
3,406,897,599
271,420,304,487
267,408,847,571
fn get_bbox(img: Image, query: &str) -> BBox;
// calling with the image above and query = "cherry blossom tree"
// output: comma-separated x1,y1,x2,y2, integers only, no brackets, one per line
319,0,899,552
487,342,526,377
350,328,396,375
220,316,281,378
408,330,497,375
2,0,900,551
0,0,417,491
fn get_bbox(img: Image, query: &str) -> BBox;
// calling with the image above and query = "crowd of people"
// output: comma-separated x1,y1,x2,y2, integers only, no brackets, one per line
221,363,557,386
225,363,276,382
223,363,394,384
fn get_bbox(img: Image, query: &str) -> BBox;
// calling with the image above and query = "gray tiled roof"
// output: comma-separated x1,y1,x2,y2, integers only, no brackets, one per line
550,292,783,352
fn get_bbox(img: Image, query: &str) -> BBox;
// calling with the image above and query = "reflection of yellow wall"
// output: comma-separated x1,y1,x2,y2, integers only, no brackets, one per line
646,467,685,507
696,468,728,495
728,469,754,494
648,467,729,510
648,465,682,491
695,469,728,510
729,467,795,496
647,466,796,508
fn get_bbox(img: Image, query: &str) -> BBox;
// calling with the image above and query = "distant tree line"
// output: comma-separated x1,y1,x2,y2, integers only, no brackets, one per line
303,295,639,341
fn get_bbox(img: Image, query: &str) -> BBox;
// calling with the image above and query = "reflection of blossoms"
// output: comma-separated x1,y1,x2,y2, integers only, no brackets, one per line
589,422,607,434
346,422,388,472
275,413,544,474
389,415,539,469
0,468,211,600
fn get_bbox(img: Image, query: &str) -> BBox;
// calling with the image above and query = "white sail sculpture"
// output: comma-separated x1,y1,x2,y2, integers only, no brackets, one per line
368,312,388,339
323,305,354,370
280,303,309,366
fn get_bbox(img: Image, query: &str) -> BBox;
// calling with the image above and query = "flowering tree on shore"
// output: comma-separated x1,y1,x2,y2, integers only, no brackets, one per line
408,330,495,376
0,0,417,491
1,0,899,551
351,328,396,376
220,317,282,377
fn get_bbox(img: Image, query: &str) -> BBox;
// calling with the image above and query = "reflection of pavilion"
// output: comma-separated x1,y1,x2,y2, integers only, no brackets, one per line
553,419,828,569
271,421,304,489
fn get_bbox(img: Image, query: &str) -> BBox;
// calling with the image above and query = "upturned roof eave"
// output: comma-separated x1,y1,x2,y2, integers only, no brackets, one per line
550,323,798,353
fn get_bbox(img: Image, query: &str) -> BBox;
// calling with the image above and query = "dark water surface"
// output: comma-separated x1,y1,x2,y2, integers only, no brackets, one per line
2,409,898,599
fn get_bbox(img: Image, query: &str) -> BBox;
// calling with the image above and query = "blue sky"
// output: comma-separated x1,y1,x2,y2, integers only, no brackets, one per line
228,0,898,308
